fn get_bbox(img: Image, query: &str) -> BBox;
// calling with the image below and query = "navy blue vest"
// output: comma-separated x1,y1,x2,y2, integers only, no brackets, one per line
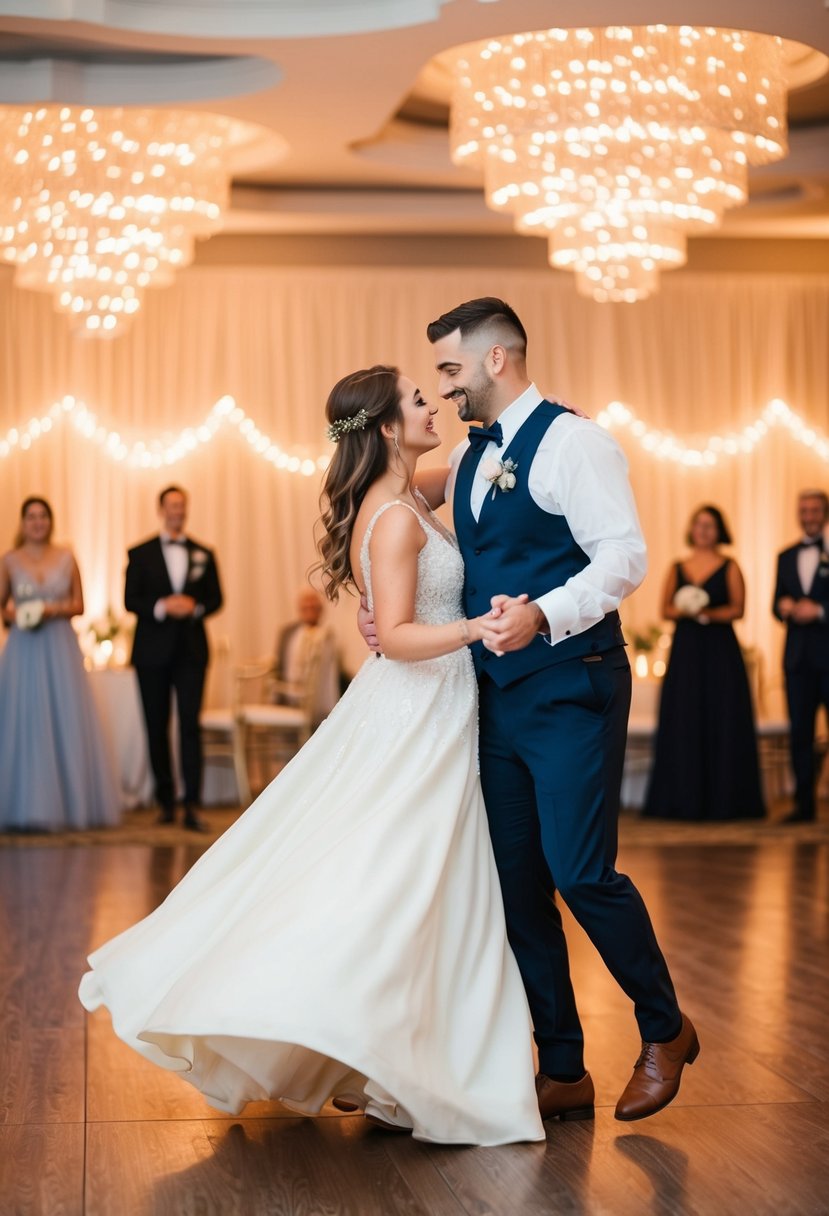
454,400,625,688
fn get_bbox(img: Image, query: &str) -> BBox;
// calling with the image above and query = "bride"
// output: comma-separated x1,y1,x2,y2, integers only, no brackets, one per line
79,365,544,1146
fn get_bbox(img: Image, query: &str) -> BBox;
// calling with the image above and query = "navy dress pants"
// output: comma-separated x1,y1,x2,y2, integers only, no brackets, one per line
478,647,680,1077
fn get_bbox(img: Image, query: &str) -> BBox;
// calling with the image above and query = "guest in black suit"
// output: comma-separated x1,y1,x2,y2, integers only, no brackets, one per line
773,489,829,823
125,486,223,830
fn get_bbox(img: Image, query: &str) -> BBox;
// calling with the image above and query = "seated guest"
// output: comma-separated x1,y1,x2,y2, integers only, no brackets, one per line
0,496,120,831
274,587,344,725
644,504,765,821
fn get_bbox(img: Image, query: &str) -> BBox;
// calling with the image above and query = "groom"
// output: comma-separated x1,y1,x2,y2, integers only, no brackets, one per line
420,298,697,1122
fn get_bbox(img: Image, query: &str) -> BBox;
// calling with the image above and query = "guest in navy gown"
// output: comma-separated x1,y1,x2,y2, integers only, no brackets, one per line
644,504,765,821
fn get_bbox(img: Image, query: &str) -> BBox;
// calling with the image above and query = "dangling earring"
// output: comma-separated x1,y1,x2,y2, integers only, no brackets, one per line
392,432,401,461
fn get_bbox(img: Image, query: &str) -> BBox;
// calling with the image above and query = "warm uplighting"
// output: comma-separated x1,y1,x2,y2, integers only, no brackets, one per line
0,106,259,335
448,26,788,301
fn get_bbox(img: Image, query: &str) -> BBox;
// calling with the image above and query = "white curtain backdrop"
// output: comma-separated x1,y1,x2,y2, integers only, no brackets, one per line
1,264,828,711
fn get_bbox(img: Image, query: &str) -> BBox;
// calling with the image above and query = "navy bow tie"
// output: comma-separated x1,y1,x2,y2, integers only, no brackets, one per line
164,537,187,546
467,421,503,453
799,538,822,549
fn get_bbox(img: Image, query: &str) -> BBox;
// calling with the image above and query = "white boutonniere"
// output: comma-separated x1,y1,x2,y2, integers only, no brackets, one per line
189,548,209,581
480,456,518,499
819,552,829,576
16,599,45,630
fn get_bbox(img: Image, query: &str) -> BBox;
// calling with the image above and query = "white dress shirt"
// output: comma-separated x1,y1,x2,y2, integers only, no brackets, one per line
446,384,648,646
797,538,821,595
153,533,189,620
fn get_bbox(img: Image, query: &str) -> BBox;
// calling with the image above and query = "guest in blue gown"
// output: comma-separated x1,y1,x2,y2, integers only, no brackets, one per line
644,504,765,821
0,497,120,832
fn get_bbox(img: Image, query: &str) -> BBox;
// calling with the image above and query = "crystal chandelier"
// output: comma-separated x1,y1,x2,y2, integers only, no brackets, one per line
0,106,244,335
449,26,788,301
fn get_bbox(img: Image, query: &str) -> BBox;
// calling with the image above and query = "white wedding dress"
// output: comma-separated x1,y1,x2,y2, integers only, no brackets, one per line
79,501,544,1146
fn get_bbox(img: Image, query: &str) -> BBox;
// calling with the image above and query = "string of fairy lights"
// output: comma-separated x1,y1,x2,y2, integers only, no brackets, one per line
0,394,327,475
595,397,829,465
0,394,826,473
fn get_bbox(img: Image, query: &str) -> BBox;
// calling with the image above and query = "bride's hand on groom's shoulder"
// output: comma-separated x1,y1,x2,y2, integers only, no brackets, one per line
555,395,589,419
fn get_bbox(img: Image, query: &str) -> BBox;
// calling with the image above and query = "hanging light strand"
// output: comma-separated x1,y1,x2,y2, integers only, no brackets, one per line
596,398,828,465
0,395,330,475
1,395,824,471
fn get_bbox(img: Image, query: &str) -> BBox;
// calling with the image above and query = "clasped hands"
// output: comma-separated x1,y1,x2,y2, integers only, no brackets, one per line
164,594,197,618
357,592,547,655
778,596,824,625
479,594,547,654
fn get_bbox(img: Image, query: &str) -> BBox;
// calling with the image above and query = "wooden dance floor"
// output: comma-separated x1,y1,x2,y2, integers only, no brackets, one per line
1,816,828,1215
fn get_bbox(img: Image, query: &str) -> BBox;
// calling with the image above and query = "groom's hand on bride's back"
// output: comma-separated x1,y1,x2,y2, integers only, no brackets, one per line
358,594,381,652
482,594,546,654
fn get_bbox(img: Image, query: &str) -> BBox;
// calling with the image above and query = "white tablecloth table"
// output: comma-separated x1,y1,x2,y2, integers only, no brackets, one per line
87,667,240,808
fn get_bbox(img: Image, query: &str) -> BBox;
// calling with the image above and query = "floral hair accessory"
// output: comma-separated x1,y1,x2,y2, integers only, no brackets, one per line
480,456,518,498
326,409,370,443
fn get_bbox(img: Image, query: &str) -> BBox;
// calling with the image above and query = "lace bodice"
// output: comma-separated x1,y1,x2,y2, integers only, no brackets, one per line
360,500,464,626
5,549,73,603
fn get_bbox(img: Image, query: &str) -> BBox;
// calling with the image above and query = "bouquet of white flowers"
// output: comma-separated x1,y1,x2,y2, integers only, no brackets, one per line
15,599,45,630
673,585,710,617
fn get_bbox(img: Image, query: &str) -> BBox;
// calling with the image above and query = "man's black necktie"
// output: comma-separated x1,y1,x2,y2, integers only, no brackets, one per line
799,538,821,549
467,421,503,453
164,538,187,546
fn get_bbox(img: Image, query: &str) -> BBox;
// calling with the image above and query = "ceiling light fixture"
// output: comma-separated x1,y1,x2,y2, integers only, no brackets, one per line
0,105,261,335
448,26,788,301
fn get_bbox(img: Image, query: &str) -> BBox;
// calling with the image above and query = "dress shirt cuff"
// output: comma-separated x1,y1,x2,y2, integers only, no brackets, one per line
153,599,168,621
534,589,582,645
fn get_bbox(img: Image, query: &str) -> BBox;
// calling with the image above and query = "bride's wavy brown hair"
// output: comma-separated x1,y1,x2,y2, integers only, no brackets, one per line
315,365,402,601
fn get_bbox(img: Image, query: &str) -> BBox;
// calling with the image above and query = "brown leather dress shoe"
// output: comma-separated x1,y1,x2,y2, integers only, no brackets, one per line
615,1012,700,1121
536,1071,595,1121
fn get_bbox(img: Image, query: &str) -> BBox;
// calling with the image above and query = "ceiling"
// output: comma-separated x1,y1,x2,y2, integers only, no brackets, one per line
0,0,828,243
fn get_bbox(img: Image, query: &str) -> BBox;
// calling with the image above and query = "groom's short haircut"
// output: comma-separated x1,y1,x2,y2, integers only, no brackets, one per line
426,297,528,357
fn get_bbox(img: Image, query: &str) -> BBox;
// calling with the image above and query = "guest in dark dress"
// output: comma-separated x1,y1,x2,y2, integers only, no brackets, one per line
644,505,765,821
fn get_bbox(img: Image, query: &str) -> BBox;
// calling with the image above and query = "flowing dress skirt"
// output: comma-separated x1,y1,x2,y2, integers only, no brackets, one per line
80,649,544,1146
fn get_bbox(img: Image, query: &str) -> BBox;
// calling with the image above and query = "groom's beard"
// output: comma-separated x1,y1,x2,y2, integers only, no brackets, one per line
450,370,496,423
